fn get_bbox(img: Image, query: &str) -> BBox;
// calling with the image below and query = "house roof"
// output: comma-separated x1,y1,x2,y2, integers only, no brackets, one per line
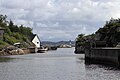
31,34,41,42
30,34,36,41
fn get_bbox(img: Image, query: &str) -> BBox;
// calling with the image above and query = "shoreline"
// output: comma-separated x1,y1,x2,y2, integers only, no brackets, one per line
0,48,33,56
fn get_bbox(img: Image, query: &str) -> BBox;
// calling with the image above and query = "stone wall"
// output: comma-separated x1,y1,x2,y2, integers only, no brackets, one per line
85,47,120,66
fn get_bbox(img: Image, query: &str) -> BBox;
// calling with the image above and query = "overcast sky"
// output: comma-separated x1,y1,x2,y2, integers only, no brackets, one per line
0,0,120,41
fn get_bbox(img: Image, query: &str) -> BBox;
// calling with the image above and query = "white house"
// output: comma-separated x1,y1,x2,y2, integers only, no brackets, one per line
32,34,41,48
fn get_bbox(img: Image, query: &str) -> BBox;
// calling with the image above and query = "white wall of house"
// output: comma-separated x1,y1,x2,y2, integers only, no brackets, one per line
32,35,41,48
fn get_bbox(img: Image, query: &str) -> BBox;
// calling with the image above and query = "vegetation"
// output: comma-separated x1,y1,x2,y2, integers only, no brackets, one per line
76,34,95,47
95,18,120,46
76,18,120,48
0,14,34,48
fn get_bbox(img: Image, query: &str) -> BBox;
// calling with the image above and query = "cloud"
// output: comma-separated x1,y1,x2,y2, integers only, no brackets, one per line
0,0,120,41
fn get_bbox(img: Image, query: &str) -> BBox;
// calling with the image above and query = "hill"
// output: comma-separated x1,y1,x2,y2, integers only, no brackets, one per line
75,18,120,53
0,14,34,48
41,41,75,47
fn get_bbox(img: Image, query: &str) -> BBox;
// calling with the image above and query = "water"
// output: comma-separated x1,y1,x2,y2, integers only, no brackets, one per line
0,48,120,80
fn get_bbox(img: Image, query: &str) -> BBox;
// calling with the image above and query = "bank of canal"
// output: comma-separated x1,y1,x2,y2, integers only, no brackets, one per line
0,48,120,80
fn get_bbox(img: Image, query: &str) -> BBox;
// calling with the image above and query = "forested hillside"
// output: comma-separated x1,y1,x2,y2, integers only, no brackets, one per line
0,14,34,48
95,18,120,46
76,18,120,47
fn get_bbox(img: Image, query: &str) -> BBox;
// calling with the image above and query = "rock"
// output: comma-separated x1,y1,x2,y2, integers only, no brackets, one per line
9,49,25,55
18,49,25,55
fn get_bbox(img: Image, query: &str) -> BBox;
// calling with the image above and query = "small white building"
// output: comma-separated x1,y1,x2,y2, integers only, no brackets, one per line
32,34,41,48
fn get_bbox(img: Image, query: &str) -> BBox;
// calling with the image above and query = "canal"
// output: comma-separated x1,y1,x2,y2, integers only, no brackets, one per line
0,48,120,80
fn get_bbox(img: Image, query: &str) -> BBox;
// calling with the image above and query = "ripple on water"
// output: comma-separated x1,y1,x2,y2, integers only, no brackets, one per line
0,48,120,80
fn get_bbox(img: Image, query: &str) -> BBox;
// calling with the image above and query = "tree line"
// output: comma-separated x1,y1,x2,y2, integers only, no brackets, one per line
0,14,34,48
76,18,120,47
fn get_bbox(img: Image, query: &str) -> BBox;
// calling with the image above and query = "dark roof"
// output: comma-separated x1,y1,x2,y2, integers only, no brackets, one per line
31,34,36,41
31,34,41,42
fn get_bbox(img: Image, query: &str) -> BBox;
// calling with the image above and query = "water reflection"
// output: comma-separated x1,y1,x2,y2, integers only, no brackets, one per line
84,64,120,80
0,57,15,62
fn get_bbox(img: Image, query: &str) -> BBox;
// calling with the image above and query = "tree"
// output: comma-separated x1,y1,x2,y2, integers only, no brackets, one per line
0,14,34,48
0,15,8,28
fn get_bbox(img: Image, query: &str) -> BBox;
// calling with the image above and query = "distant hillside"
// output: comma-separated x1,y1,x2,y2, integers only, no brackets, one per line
41,41,75,47
0,14,34,48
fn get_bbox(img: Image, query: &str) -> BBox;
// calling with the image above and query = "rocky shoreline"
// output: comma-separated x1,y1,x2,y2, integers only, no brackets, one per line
0,46,32,56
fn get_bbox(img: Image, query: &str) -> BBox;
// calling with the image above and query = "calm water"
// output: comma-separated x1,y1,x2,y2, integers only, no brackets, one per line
0,48,120,80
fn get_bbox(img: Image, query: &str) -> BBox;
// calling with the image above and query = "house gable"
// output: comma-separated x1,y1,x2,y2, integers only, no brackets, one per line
32,35,41,48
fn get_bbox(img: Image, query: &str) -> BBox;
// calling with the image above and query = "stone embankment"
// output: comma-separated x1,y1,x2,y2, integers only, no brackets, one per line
85,42,120,66
85,47,120,66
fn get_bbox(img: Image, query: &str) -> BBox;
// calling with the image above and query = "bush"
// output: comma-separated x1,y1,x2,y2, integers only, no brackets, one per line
0,40,9,48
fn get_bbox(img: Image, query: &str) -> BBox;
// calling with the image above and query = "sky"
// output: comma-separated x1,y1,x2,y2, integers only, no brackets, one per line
0,0,120,41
